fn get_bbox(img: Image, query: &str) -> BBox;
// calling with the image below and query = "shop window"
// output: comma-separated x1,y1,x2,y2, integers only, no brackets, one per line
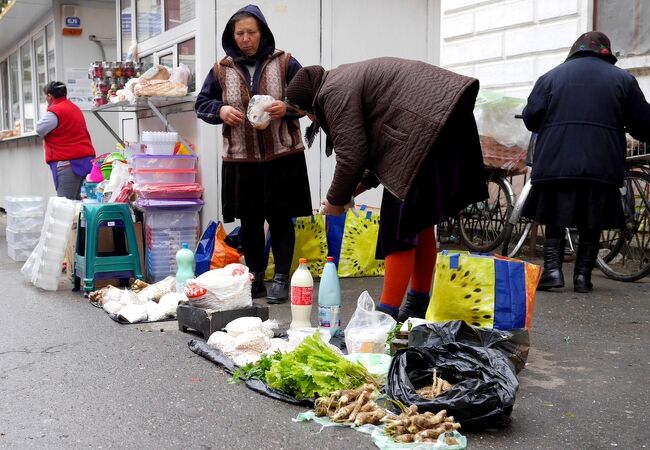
34,34,47,120
165,0,195,31
20,42,34,132
1,61,8,130
140,54,154,73
121,0,133,60
46,22,55,82
159,52,173,68
8,52,20,133
178,37,195,92
137,0,163,42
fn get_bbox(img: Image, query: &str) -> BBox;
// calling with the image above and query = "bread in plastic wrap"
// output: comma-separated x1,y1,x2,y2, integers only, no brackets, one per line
134,79,188,97
246,95,275,130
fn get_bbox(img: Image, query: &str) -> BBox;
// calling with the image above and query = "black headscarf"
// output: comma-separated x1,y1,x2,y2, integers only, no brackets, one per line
566,31,617,64
286,66,334,155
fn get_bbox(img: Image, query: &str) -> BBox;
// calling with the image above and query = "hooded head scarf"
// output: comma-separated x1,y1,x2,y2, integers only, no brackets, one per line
566,31,617,64
222,5,276,65
285,66,332,154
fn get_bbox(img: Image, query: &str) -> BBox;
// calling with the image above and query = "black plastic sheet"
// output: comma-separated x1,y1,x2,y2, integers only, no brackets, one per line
188,339,314,407
408,320,530,373
386,343,519,428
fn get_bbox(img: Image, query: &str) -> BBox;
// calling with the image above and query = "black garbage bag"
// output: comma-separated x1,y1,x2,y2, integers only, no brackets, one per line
408,320,530,373
188,339,313,407
386,343,518,428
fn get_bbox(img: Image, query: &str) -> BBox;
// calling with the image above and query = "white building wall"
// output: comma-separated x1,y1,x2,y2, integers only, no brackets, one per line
440,0,591,99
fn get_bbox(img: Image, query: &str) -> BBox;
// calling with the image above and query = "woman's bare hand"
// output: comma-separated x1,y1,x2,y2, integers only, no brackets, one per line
264,100,287,120
220,105,244,126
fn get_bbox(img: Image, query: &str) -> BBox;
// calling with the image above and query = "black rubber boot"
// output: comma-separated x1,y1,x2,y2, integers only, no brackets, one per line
266,274,289,304
376,304,399,320
538,238,565,290
574,239,599,293
397,294,429,322
251,272,267,299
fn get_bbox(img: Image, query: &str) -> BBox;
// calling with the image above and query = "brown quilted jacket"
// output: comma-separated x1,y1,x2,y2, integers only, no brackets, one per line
314,57,481,204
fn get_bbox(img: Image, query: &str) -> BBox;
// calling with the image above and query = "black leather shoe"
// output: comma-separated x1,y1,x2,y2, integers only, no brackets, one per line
573,237,598,293
266,274,289,304
376,304,399,320
251,272,267,299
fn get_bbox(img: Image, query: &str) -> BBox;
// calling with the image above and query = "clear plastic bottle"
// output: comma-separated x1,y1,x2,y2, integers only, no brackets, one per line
318,256,341,335
290,258,313,329
175,242,195,293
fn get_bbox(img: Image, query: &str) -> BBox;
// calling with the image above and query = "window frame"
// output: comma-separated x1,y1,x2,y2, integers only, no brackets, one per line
0,19,55,135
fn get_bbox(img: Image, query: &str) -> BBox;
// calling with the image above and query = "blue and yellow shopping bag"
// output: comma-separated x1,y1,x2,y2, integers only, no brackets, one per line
336,206,385,278
426,251,541,330
265,214,327,280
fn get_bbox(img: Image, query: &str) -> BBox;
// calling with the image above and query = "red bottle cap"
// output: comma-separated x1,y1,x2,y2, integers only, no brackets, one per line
326,256,334,262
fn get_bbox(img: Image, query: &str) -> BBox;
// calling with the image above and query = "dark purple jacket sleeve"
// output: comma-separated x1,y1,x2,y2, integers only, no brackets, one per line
195,68,225,125
284,56,304,121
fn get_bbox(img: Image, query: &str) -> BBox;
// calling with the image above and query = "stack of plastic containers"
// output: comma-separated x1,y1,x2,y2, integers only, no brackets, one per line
131,141,203,283
4,196,45,261
21,197,77,291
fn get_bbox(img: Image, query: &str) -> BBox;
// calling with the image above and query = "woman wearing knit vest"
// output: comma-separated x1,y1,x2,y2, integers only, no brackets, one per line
285,59,488,321
195,5,311,303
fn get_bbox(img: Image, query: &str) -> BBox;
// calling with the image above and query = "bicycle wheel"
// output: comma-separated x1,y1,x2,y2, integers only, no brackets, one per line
596,171,650,281
502,219,533,258
459,174,513,252
436,216,462,247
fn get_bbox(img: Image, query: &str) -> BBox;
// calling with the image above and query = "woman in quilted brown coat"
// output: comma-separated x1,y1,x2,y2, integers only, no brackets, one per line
286,58,487,320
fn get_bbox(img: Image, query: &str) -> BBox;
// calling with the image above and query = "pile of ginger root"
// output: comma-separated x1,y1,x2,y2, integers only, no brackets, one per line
382,404,461,444
314,384,387,426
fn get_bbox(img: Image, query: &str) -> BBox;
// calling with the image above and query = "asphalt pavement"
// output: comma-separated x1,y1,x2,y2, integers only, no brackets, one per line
1,211,649,450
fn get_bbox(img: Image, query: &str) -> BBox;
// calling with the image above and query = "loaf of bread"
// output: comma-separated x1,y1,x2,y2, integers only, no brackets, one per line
134,79,188,97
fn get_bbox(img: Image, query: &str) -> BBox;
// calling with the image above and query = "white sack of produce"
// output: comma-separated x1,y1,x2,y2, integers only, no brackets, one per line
117,303,148,323
103,286,123,304
232,352,263,367
184,264,252,311
137,276,175,303
233,331,271,353
246,95,275,130
224,317,277,338
102,300,123,315
158,292,185,318
145,300,167,322
120,288,142,305
207,331,236,355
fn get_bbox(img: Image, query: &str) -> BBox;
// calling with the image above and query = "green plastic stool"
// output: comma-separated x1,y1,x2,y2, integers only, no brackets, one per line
73,203,143,293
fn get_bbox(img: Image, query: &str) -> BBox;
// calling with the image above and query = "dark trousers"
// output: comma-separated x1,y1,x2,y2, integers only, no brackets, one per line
545,225,599,243
239,211,295,275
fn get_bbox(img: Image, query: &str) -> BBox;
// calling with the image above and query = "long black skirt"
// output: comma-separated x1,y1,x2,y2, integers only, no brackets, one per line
521,180,624,230
221,152,313,222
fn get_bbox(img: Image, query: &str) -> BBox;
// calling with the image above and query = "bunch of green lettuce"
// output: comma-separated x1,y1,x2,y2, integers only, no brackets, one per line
265,333,378,399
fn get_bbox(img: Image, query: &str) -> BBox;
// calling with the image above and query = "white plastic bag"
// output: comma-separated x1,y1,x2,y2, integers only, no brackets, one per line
246,95,275,130
344,291,396,354
137,276,175,303
184,263,252,311
116,303,148,323
170,63,191,86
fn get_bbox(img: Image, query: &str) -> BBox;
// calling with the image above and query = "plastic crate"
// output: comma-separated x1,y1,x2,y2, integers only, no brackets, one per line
7,215,44,232
144,210,200,230
4,196,45,216
132,169,196,184
131,154,196,170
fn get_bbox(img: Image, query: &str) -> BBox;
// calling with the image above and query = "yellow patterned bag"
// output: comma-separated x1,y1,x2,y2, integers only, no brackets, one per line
337,207,385,278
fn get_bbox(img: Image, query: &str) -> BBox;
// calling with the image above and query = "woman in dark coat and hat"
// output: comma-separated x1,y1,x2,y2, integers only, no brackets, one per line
522,31,650,293
195,5,312,303
285,58,488,320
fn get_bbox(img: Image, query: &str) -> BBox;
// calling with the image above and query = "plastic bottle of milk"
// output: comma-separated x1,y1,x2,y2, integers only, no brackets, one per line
290,258,313,329
175,243,195,293
318,256,342,335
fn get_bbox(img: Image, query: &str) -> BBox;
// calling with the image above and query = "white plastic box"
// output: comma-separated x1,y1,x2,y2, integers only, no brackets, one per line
132,169,197,184
142,131,178,155
131,154,196,170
